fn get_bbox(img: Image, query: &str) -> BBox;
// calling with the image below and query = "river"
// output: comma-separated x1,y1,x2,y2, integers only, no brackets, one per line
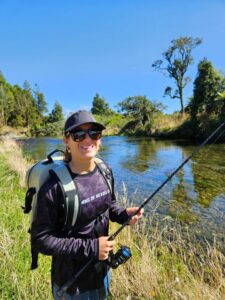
20,136,225,251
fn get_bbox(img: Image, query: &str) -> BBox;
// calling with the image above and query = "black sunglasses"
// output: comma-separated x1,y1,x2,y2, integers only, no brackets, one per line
68,129,102,142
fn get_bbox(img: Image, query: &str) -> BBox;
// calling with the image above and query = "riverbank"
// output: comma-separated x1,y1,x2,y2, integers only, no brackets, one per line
0,139,225,299
1,112,223,142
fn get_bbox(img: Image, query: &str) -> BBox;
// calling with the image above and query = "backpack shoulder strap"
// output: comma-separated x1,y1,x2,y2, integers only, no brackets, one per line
94,157,113,194
50,165,80,228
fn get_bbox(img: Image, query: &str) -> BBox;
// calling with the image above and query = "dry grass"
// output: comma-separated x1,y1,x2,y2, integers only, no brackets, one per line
109,218,225,299
0,137,31,187
151,112,190,135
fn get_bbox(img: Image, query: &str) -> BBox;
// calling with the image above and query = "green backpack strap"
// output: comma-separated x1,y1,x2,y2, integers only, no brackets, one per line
51,165,80,228
94,157,113,194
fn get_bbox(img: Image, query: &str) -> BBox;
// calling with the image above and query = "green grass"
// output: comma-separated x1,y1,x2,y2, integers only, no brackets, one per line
0,156,52,299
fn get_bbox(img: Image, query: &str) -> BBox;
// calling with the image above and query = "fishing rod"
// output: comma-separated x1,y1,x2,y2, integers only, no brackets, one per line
57,120,225,297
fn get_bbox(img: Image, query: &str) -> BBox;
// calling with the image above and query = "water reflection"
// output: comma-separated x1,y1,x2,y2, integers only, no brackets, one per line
21,137,64,161
191,146,225,207
120,138,159,173
169,166,198,224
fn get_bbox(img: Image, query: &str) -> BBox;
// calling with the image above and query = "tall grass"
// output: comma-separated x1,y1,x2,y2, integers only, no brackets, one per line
0,139,225,299
0,137,30,186
0,151,52,299
110,219,225,299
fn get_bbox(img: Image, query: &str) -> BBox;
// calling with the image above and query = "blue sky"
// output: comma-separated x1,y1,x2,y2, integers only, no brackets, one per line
1,0,225,116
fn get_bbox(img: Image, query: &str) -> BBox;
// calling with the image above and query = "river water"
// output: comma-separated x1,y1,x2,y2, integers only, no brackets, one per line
20,136,225,250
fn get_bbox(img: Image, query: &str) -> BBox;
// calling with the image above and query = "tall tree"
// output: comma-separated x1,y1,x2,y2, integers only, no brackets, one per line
0,71,6,85
8,85,36,127
37,92,48,115
23,80,31,91
0,85,7,126
152,36,202,116
190,59,225,120
33,84,48,116
48,101,64,123
9,85,26,127
91,93,112,115
0,72,14,126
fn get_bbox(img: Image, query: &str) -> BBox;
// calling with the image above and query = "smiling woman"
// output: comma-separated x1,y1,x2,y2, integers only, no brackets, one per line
30,110,143,300
63,111,105,170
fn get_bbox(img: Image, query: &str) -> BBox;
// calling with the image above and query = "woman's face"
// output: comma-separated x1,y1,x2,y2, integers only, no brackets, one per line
64,123,101,162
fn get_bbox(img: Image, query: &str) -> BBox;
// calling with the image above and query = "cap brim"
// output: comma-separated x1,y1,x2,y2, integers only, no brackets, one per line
65,121,106,133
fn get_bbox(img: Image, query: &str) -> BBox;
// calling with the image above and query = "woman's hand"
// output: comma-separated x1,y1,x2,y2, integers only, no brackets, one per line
98,236,115,260
126,207,144,225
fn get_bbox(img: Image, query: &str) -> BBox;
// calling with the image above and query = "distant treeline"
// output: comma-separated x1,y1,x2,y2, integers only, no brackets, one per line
1,37,225,139
0,71,64,136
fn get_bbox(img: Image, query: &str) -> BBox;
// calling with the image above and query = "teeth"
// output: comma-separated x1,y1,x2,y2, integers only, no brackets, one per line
81,145,93,149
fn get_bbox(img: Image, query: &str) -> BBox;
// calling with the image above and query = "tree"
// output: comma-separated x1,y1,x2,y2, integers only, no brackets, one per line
23,80,31,91
33,84,48,116
152,36,202,116
216,92,225,118
91,93,112,115
8,85,40,127
9,85,26,127
0,71,67,135
0,72,14,126
48,101,64,123
190,59,225,120
0,85,7,126
0,82,14,126
0,71,6,85
117,95,164,125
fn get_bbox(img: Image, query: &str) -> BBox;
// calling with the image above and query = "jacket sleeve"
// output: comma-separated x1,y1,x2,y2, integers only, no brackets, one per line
108,170,130,224
30,178,99,259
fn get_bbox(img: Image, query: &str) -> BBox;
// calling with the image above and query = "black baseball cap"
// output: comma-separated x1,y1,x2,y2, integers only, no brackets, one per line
64,110,106,133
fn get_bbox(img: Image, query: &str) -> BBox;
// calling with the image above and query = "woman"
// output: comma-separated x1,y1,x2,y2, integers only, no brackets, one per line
31,110,143,300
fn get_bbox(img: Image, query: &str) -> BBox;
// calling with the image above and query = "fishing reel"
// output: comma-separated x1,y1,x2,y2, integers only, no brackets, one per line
106,245,132,269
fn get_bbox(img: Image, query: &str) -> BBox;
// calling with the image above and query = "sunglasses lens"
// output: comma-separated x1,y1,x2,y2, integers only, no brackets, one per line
89,130,102,140
70,130,102,141
71,131,86,142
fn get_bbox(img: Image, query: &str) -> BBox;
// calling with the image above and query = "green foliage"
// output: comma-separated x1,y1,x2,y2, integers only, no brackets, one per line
0,71,64,136
0,81,14,127
34,87,48,116
190,59,225,121
91,93,113,115
40,120,64,136
95,112,124,126
48,101,64,123
94,113,127,135
152,36,202,115
118,95,164,126
0,70,6,84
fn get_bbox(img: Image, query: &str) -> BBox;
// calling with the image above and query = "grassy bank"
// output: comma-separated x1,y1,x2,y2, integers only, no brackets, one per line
0,112,220,141
95,112,192,139
0,139,225,299
0,139,52,299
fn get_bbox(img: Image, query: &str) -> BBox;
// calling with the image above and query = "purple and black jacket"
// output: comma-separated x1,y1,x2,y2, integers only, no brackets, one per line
30,164,129,294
